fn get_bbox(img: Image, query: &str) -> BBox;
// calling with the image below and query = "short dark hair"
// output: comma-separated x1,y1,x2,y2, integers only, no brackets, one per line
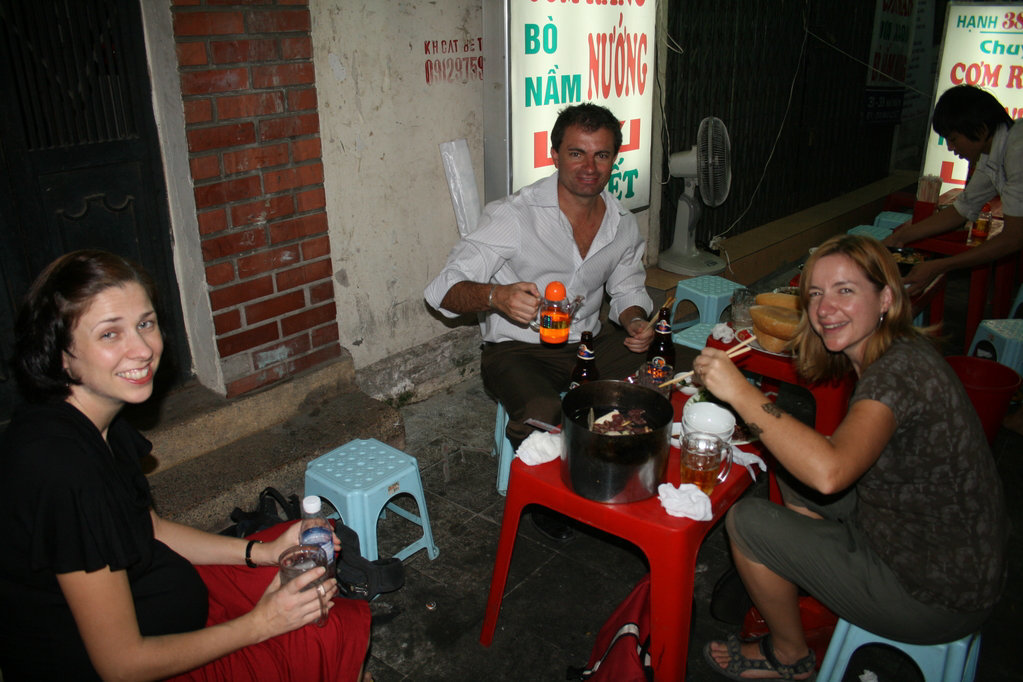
932,85,1013,141
550,103,622,154
14,249,158,403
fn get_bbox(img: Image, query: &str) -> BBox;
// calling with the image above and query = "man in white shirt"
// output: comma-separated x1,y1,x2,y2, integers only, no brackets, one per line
885,85,1023,296
425,104,655,535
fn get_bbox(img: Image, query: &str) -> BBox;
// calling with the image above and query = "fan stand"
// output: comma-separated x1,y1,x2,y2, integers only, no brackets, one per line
658,183,725,276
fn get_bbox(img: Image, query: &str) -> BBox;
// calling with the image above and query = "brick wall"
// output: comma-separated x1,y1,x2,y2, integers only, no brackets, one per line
171,0,339,397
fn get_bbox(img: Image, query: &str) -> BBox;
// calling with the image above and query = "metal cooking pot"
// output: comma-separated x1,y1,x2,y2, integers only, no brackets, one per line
561,380,673,503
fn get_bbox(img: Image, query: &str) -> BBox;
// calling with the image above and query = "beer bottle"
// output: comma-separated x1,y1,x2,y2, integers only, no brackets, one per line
646,308,675,369
569,331,598,389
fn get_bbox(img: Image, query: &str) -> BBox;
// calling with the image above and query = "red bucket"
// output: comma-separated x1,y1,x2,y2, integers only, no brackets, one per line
946,356,1021,444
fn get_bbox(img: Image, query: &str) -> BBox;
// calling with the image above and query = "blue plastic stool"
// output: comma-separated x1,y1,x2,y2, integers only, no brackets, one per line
1011,284,1023,318
670,276,744,332
873,210,912,231
493,401,515,496
817,618,980,682
969,319,1023,375
848,223,893,241
305,439,439,562
672,322,717,351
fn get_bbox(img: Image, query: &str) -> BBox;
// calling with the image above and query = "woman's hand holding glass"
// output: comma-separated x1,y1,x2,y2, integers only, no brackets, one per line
251,561,338,639
253,521,340,569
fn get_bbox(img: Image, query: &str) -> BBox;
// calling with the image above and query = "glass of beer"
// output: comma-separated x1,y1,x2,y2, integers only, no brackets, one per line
680,432,733,495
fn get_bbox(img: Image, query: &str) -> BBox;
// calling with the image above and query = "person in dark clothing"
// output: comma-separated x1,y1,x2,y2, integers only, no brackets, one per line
694,235,1007,681
0,250,371,681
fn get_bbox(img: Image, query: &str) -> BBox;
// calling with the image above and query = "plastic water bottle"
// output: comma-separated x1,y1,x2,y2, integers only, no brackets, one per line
299,495,335,579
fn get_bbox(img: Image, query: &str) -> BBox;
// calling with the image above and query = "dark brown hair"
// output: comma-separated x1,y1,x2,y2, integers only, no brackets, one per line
550,102,623,154
14,250,157,402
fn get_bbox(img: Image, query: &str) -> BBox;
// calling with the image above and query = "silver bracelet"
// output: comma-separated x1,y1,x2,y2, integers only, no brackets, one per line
487,283,497,309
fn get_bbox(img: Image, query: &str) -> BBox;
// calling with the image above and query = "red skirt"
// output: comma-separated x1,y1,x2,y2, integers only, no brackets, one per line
166,522,371,682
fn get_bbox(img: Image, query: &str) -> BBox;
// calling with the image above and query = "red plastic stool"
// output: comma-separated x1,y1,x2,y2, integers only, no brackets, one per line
480,435,757,680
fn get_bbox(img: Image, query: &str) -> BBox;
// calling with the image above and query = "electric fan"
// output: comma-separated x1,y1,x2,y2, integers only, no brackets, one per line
658,116,732,275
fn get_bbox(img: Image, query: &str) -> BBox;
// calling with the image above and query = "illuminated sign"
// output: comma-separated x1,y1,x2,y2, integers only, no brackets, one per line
507,0,656,210
923,3,1023,193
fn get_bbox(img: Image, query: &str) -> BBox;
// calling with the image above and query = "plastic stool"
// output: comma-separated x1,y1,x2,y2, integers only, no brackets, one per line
493,401,515,496
670,276,744,332
817,618,980,682
672,322,717,350
873,210,912,231
305,439,439,562
847,224,893,241
968,319,1023,375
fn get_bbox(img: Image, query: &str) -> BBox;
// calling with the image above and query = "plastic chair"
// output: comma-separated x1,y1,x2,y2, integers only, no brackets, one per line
672,322,719,350
968,319,1023,376
305,439,439,562
493,401,515,496
817,618,981,682
873,210,912,231
847,224,893,241
670,275,744,332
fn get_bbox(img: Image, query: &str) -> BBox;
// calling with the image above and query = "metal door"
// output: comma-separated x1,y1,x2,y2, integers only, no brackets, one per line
0,0,191,423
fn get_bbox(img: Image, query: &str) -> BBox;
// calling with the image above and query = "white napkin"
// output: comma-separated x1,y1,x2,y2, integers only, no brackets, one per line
515,430,564,465
732,445,767,480
711,323,735,343
658,483,713,520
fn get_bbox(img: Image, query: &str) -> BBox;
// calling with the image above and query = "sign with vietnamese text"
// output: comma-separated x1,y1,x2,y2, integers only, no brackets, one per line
923,3,1023,193
508,0,656,210
865,0,915,124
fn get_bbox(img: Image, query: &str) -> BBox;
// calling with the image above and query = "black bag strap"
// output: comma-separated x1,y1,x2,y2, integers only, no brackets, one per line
333,520,405,600
223,487,302,538
258,487,302,521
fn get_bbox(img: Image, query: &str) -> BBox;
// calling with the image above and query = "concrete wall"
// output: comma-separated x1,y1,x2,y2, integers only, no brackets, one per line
312,2,665,396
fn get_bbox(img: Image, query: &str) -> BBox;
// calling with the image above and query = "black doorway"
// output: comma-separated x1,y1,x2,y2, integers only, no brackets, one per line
0,0,192,423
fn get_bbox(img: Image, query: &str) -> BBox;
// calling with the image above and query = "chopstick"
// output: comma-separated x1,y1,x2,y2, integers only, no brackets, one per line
643,296,676,331
658,337,756,388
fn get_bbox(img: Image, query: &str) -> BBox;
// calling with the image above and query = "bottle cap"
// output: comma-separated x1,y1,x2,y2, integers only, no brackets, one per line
302,495,322,514
544,281,566,301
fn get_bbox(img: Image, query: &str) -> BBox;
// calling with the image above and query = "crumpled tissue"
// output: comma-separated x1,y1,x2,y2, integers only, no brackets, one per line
658,483,713,520
711,323,735,343
732,447,767,480
515,430,564,465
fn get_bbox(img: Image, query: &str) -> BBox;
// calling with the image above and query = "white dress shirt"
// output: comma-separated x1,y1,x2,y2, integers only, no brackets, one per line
954,119,1023,219
424,173,652,344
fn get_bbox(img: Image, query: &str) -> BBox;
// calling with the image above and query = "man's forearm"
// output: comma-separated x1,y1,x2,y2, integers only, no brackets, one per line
891,206,966,245
440,281,494,314
618,305,650,329
930,223,1023,274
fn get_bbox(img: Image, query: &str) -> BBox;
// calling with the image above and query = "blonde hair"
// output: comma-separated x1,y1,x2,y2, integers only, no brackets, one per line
792,234,922,383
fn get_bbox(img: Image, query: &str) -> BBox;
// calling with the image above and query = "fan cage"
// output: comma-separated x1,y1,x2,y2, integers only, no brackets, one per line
697,117,730,207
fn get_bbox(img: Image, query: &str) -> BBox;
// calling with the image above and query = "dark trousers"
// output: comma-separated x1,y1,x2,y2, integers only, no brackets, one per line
481,326,647,446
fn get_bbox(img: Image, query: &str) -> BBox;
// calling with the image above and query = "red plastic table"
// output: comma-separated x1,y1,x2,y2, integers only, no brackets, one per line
908,231,1019,352
891,189,1020,351
480,391,758,681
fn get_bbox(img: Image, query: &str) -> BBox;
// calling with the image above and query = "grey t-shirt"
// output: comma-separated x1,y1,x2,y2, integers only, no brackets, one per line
851,336,1007,611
